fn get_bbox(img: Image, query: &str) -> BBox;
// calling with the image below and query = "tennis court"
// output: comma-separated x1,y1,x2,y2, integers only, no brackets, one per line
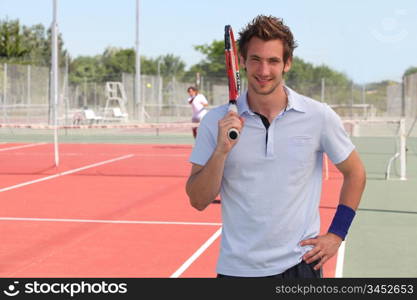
344,136,417,277
0,125,358,278
2,0,417,280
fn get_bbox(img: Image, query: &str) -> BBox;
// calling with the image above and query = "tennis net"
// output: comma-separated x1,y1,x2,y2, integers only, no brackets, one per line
342,118,416,180
0,122,196,178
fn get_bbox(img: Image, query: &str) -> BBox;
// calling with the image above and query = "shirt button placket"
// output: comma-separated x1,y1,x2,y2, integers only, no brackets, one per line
266,121,274,158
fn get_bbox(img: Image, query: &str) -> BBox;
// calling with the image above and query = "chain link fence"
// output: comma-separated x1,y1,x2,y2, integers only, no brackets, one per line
386,72,417,137
0,63,50,124
0,62,416,134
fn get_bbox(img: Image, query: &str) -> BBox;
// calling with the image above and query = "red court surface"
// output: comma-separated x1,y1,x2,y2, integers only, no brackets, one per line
0,143,342,278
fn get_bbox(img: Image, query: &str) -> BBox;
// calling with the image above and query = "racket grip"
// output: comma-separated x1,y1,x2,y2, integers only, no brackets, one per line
228,102,239,140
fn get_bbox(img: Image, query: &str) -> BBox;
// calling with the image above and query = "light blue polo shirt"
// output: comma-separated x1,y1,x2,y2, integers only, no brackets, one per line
189,86,355,277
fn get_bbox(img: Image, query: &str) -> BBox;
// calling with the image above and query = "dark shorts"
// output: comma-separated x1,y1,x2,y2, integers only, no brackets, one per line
217,260,322,279
191,116,201,123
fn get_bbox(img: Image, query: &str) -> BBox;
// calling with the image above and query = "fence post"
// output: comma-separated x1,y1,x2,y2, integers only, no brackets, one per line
321,78,325,102
27,65,31,122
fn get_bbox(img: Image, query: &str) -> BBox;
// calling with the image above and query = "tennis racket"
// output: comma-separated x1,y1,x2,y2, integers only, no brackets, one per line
224,25,241,140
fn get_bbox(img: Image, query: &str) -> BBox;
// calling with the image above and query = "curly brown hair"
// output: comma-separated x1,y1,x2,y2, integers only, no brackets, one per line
238,15,297,64
187,86,199,93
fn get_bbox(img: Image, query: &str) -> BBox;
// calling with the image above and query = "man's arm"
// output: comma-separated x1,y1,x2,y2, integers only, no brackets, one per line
301,150,366,270
186,152,227,211
186,111,244,211
334,150,366,210
201,95,209,107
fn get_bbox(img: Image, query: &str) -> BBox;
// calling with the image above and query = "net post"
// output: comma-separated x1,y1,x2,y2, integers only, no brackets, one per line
51,0,60,167
352,121,359,136
135,0,142,122
399,118,407,180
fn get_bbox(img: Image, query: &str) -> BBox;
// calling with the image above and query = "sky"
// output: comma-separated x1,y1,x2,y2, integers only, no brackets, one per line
1,0,417,84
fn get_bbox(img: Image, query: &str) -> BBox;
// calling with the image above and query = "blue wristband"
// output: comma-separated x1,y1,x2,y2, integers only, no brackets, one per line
328,204,356,240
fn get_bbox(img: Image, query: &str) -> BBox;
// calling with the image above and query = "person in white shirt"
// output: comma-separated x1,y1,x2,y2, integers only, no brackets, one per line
187,86,209,138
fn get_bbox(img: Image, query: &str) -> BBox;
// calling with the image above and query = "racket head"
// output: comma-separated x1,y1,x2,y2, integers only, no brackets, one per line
224,25,240,103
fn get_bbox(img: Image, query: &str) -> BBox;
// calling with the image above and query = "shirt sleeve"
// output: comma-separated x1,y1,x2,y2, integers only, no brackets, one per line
189,114,217,166
320,104,355,164
198,94,208,105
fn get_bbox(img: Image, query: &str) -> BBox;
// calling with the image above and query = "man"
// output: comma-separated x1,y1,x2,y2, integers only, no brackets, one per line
187,86,209,138
186,15,366,278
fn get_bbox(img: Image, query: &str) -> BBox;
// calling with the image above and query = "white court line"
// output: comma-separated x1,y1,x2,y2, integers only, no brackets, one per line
170,227,222,278
0,142,46,152
0,217,221,226
335,240,346,278
58,153,189,158
0,154,134,193
5,153,189,158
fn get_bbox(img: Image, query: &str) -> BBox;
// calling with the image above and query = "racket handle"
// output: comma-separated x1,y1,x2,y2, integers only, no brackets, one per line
228,102,239,140
228,128,239,140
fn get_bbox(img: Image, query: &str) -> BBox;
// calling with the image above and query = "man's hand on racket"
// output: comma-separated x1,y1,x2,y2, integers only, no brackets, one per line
216,111,245,154
300,233,342,270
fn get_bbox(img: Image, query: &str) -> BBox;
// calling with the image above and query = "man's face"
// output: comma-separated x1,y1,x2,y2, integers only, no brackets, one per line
242,37,292,96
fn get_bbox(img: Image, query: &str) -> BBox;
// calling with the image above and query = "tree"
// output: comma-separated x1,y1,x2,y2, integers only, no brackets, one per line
185,40,225,81
0,18,67,66
156,54,186,78
285,57,351,103
68,47,187,84
101,47,136,81
404,66,417,77
69,55,105,84
140,55,158,75
21,24,48,64
0,19,29,61
285,57,315,86
43,26,68,67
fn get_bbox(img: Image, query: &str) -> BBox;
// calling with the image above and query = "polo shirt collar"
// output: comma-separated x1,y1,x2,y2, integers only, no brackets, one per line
237,85,307,116
284,86,307,113
237,92,254,116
